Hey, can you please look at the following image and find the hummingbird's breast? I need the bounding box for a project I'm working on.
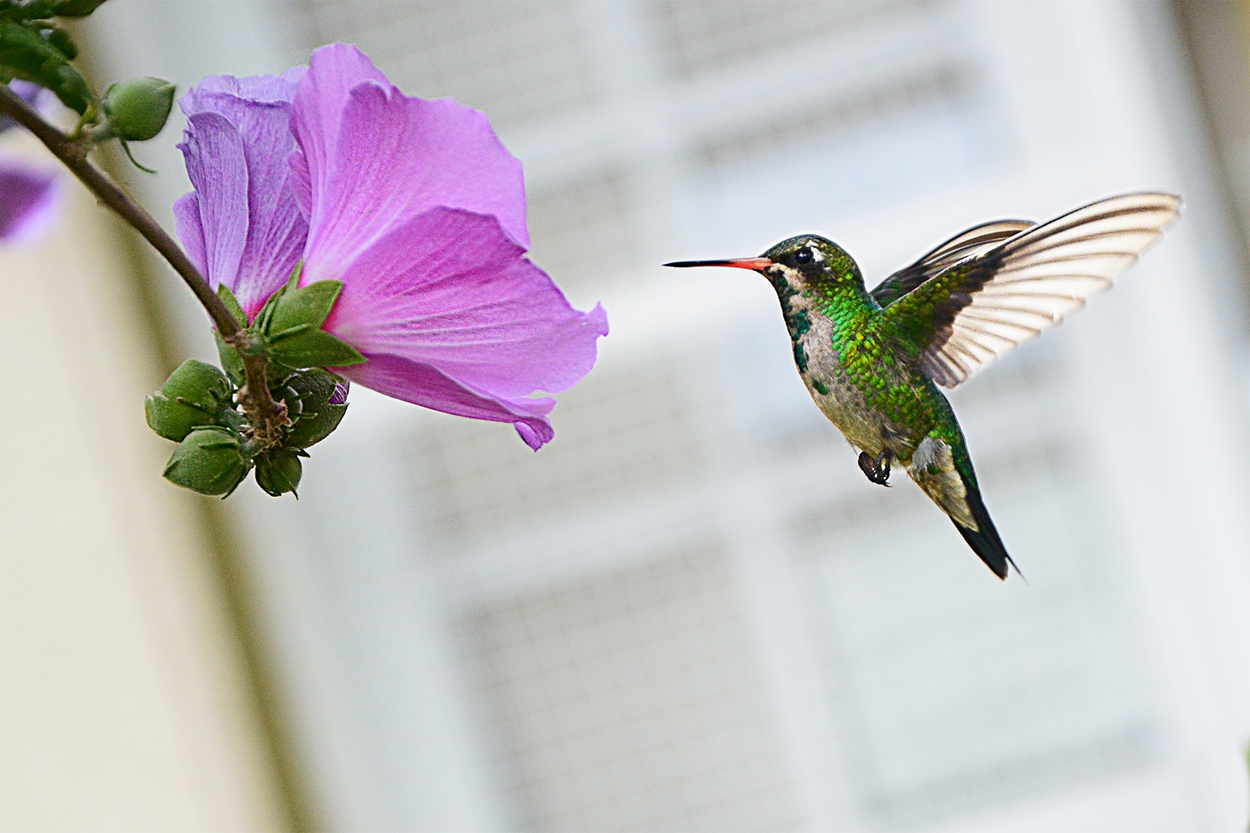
[786,295,930,463]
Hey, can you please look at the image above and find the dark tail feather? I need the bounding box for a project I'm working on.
[954,486,1022,580]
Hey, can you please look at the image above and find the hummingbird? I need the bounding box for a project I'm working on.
[666,193,1181,579]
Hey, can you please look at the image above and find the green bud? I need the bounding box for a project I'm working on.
[145,359,234,441]
[285,369,337,411]
[102,76,175,141]
[281,370,347,449]
[254,449,303,497]
[162,427,250,496]
[285,402,346,450]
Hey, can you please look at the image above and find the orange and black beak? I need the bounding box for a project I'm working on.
[663,257,774,271]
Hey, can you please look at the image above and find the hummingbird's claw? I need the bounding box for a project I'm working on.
[858,450,894,486]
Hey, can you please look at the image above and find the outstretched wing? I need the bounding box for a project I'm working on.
[882,192,1181,388]
[871,219,1036,307]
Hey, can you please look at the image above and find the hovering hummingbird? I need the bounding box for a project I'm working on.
[666,193,1181,579]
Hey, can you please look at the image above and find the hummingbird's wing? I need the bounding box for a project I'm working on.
[882,192,1181,388]
[870,219,1035,307]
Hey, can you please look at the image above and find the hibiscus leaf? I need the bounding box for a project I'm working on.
[50,0,109,18]
[0,19,93,113]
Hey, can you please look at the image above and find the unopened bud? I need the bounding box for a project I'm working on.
[282,370,348,449]
[162,427,250,496]
[145,359,234,441]
[255,449,303,497]
[102,76,176,141]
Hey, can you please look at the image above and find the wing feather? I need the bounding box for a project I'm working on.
[870,219,1036,307]
[883,192,1181,387]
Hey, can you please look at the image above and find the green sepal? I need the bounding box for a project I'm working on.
[250,261,303,335]
[267,326,365,371]
[0,19,93,113]
[267,280,341,335]
[254,449,302,497]
[214,331,245,388]
[213,284,249,386]
[249,272,365,370]
[162,426,250,497]
[145,359,234,442]
[217,283,248,327]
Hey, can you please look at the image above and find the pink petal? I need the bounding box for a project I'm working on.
[178,112,250,302]
[0,160,59,242]
[317,208,607,400]
[293,43,529,285]
[338,352,555,449]
[287,43,385,217]
[176,73,309,319]
[172,191,206,275]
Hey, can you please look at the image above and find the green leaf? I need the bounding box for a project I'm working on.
[268,327,366,370]
[50,0,109,17]
[0,1,54,22]
[0,19,93,113]
[42,22,74,59]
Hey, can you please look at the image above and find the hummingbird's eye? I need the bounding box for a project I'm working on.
[794,247,814,265]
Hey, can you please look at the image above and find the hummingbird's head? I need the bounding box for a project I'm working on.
[664,235,861,296]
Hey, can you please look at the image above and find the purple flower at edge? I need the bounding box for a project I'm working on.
[174,44,607,449]
[1,82,60,243]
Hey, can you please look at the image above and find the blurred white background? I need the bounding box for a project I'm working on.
[3,1,1248,831]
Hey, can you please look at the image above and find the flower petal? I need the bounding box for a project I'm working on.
[293,43,529,284]
[0,81,53,134]
[0,160,59,242]
[172,191,206,276]
[318,208,607,400]
[338,352,555,449]
[176,71,308,319]
[177,112,249,298]
[286,43,385,218]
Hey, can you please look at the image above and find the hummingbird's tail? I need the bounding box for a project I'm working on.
[952,485,1021,580]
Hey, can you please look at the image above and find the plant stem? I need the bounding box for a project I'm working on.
[0,84,286,434]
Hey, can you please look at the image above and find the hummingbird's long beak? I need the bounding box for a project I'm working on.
[663,257,774,271]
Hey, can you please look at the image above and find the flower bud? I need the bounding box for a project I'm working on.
[162,427,250,496]
[102,76,176,141]
[145,359,234,442]
[254,449,303,497]
[282,370,348,449]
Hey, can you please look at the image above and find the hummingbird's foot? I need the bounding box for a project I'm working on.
[858,450,894,486]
